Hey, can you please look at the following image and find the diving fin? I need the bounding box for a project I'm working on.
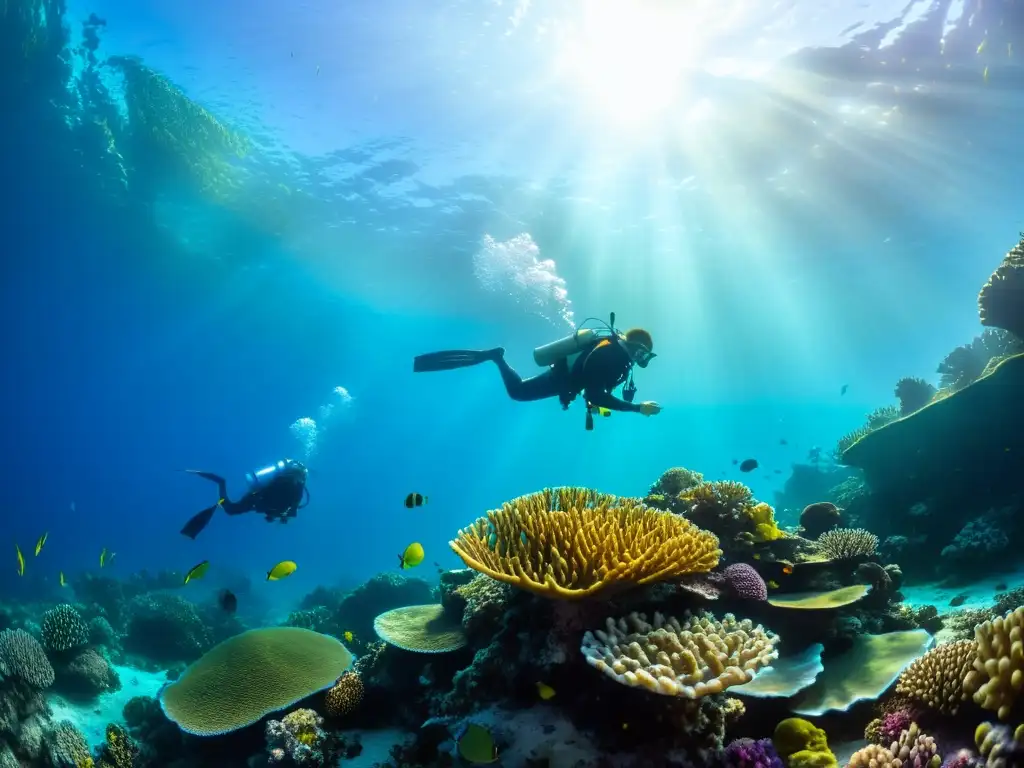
[413,349,500,373]
[180,505,218,540]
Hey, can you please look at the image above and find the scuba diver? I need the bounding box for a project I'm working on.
[179,458,309,539]
[413,313,661,429]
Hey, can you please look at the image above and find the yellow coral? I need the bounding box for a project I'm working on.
[896,639,975,714]
[774,718,838,768]
[581,611,778,698]
[963,607,1024,720]
[747,502,784,542]
[449,488,721,599]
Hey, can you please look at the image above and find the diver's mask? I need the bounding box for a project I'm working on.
[625,342,656,368]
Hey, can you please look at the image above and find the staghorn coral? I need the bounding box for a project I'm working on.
[895,377,936,416]
[0,629,54,688]
[964,607,1024,720]
[449,487,721,599]
[324,671,363,718]
[159,627,353,735]
[979,235,1024,340]
[816,528,879,560]
[895,639,975,714]
[40,604,89,654]
[800,502,842,539]
[580,611,778,698]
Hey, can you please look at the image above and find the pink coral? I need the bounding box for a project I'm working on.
[879,709,914,744]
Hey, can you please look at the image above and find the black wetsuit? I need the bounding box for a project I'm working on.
[180,461,308,539]
[414,339,641,411]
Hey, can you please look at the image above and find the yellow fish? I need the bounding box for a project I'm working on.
[768,580,780,589]
[536,681,556,700]
[267,560,298,581]
[398,542,425,570]
[15,544,24,577]
[978,38,987,54]
[184,560,210,585]
[984,65,990,83]
[34,532,48,557]
[59,571,67,587]
[343,631,354,643]
[100,548,108,568]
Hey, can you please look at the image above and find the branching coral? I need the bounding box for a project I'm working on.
[895,377,936,416]
[324,671,363,718]
[816,528,878,560]
[895,639,975,714]
[449,487,721,599]
[580,611,779,698]
[964,607,1024,720]
[40,604,89,654]
[979,234,1024,340]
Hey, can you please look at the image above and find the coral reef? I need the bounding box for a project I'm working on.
[722,737,784,768]
[974,721,1024,768]
[264,708,355,766]
[645,466,705,514]
[773,717,837,768]
[54,647,121,698]
[964,607,1024,719]
[450,487,721,599]
[895,377,936,416]
[816,528,879,560]
[324,671,363,719]
[373,604,467,653]
[581,611,779,697]
[43,720,91,767]
[979,233,1024,339]
[40,604,89,654]
[124,593,212,664]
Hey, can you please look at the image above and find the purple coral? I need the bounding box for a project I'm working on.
[722,738,784,768]
[721,564,768,601]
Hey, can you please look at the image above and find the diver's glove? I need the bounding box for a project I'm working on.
[638,401,662,416]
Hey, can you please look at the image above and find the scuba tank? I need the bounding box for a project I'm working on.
[533,328,598,367]
[246,459,305,490]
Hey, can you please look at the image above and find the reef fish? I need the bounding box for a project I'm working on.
[184,560,210,585]
[840,384,849,395]
[399,542,425,570]
[344,630,354,643]
[739,458,759,473]
[218,589,237,613]
[455,723,498,764]
[267,560,298,581]
[15,544,24,576]
[100,548,108,568]
[59,571,67,587]
[404,492,428,509]
[536,681,556,700]
[34,532,47,557]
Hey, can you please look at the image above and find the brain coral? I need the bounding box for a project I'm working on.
[0,629,55,688]
[40,604,89,654]
[159,627,353,735]
[720,564,768,601]
[964,607,1024,720]
[581,611,778,698]
[449,487,721,599]
[896,639,975,714]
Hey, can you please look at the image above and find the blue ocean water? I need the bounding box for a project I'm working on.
[1,0,1021,623]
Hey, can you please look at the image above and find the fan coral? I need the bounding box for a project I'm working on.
[895,377,936,416]
[816,528,879,560]
[979,234,1024,340]
[895,639,974,714]
[449,487,721,599]
[964,607,1024,720]
[324,671,363,718]
[720,564,768,601]
[723,737,784,768]
[159,627,353,735]
[580,611,779,698]
[372,604,467,653]
[0,628,55,688]
[799,502,842,539]
[40,604,89,654]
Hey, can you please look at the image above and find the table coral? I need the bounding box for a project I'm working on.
[450,487,721,599]
[581,611,779,698]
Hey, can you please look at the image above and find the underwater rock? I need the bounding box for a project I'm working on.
[842,353,1024,509]
[123,593,212,664]
[940,511,1012,577]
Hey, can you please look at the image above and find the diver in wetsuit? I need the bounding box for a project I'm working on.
[179,458,309,539]
[413,315,661,425]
